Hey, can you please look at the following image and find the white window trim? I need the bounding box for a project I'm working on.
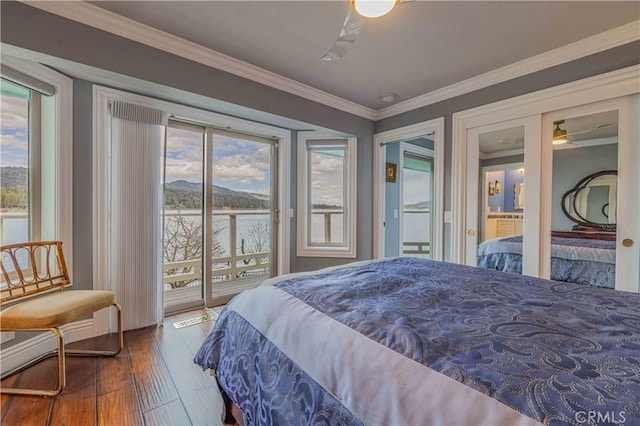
[1,56,73,274]
[297,131,357,258]
[93,85,291,335]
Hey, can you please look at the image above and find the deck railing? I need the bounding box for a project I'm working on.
[0,212,29,245]
[401,209,430,255]
[162,210,273,290]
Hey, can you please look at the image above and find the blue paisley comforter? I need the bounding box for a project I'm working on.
[478,236,616,288]
[194,257,640,426]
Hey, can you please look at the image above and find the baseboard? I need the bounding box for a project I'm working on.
[0,319,95,376]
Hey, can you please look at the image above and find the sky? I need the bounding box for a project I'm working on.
[165,127,347,205]
[0,94,29,168]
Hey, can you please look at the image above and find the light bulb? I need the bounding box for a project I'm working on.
[352,0,398,18]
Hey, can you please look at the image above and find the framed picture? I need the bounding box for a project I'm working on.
[488,182,495,196]
[386,162,397,182]
[495,180,501,194]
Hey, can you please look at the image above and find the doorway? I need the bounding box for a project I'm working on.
[373,118,445,260]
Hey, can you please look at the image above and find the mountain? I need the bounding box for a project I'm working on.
[165,180,269,209]
[0,167,28,187]
[404,201,431,210]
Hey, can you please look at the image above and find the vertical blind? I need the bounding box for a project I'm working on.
[110,101,168,330]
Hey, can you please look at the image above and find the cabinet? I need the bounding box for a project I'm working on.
[484,213,523,240]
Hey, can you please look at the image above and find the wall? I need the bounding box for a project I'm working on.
[503,169,525,212]
[486,171,505,213]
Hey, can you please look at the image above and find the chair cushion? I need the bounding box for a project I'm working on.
[0,290,117,329]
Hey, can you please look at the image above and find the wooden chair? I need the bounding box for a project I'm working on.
[0,241,123,396]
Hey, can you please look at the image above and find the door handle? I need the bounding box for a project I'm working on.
[622,238,634,248]
[467,230,476,236]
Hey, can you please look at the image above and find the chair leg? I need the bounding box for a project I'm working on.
[66,303,124,357]
[1,303,124,397]
[0,327,66,397]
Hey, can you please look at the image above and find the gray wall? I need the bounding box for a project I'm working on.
[376,41,640,259]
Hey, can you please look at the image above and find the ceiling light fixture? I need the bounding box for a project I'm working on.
[552,120,569,145]
[350,0,399,18]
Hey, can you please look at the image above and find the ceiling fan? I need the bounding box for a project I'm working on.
[552,120,613,145]
[321,0,412,61]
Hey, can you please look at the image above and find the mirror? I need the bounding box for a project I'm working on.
[561,170,617,231]
[514,182,525,210]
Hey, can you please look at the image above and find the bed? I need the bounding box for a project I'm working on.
[194,257,639,425]
[477,234,616,288]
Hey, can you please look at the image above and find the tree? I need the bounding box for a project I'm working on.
[162,214,226,289]
[239,221,270,274]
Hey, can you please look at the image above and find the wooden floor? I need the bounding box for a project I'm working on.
[0,310,224,426]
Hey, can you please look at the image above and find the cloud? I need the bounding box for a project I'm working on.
[0,133,28,167]
[0,95,28,129]
[164,156,203,181]
[164,132,273,187]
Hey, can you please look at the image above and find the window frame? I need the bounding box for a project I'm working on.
[0,57,73,274]
[297,131,357,258]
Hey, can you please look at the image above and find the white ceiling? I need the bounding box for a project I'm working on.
[88,1,640,111]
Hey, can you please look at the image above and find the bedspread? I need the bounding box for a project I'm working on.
[478,236,616,288]
[194,257,640,425]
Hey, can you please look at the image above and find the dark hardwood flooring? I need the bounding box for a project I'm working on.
[1,310,224,426]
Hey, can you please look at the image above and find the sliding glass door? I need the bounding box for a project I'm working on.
[205,128,277,307]
[162,121,278,313]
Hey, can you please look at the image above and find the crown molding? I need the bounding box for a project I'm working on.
[376,20,640,120]
[21,1,377,120]
[20,2,639,123]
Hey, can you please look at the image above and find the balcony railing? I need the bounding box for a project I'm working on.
[311,209,343,243]
[162,210,272,290]
[0,212,29,246]
[401,209,430,256]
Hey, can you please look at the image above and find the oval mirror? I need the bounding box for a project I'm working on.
[561,170,617,231]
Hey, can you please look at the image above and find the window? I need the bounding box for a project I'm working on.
[0,60,71,259]
[297,132,357,257]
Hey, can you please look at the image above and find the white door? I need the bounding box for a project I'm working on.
[541,95,640,293]
[465,115,542,276]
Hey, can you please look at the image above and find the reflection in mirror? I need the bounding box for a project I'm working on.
[550,110,618,289]
[569,172,617,226]
[476,125,525,276]
[514,182,524,210]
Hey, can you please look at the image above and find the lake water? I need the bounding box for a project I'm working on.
[1,210,342,259]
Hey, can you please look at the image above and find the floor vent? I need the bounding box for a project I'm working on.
[172,308,220,329]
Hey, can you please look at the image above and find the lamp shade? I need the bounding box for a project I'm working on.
[351,0,398,18]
